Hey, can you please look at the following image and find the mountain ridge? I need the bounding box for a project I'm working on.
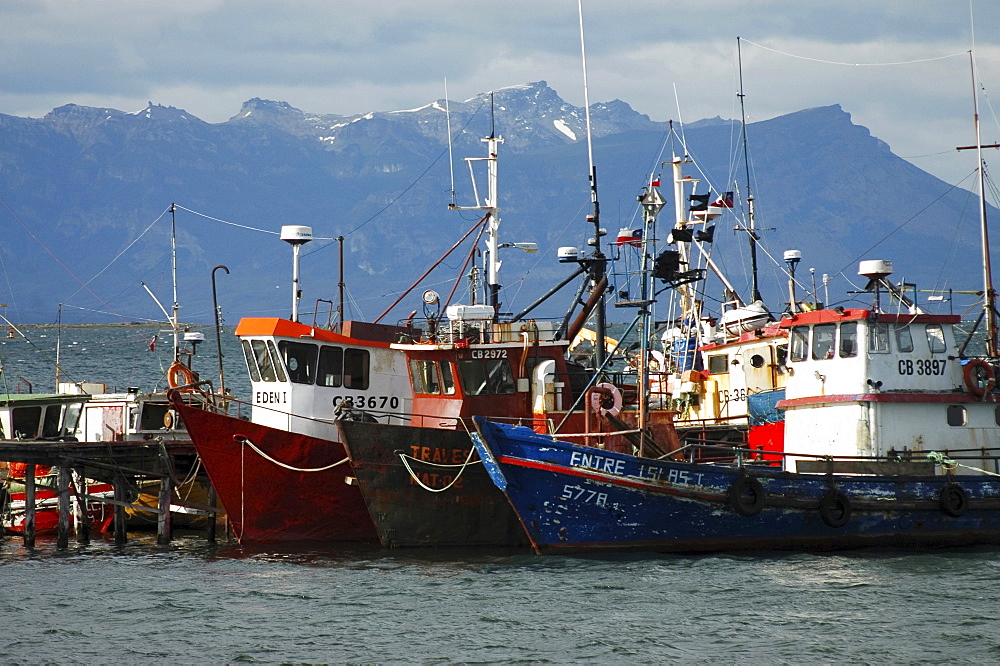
[0,82,990,327]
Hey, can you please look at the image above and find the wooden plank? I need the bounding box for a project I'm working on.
[56,467,70,550]
[795,460,937,475]
[206,483,217,543]
[23,464,35,548]
[113,479,127,546]
[157,476,172,545]
[72,468,90,545]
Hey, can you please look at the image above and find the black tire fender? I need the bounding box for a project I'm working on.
[728,474,766,517]
[940,483,970,517]
[819,490,852,528]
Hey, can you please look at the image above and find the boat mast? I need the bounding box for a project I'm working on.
[972,54,998,357]
[448,93,503,319]
[55,302,61,389]
[170,203,180,362]
[636,179,666,455]
[737,37,762,304]
[578,0,607,370]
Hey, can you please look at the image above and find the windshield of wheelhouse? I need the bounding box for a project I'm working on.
[242,338,372,391]
[457,358,515,396]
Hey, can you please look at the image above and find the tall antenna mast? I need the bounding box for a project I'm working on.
[737,37,762,304]
[445,78,456,208]
[448,92,504,316]
[170,203,180,362]
[970,51,997,356]
[578,0,607,370]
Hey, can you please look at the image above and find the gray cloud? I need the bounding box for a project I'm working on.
[1,0,997,184]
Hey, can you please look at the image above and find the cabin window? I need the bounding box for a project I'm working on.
[487,359,516,394]
[249,340,286,382]
[440,362,456,395]
[268,341,288,382]
[278,341,318,385]
[343,349,369,390]
[776,344,788,371]
[789,327,808,362]
[707,354,729,374]
[11,406,41,439]
[947,405,967,427]
[409,359,440,395]
[749,354,765,369]
[242,340,261,382]
[64,403,83,433]
[41,405,62,438]
[459,360,489,395]
[895,325,914,353]
[458,358,516,395]
[317,346,343,387]
[868,323,890,354]
[839,321,858,358]
[926,324,947,353]
[140,403,170,431]
[811,323,836,360]
[408,359,424,393]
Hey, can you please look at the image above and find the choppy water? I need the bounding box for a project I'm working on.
[2,327,1000,664]
[2,536,999,664]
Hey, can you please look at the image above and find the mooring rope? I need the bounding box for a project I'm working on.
[398,440,480,494]
[927,451,1000,478]
[236,435,350,473]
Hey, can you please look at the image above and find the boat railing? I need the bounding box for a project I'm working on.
[399,316,562,346]
[659,440,1000,476]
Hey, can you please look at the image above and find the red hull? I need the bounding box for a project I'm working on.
[174,402,377,544]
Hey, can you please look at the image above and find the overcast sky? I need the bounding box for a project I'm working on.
[3,1,999,186]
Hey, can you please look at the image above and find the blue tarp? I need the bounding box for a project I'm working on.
[748,389,785,426]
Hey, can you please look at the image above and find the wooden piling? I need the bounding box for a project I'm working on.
[113,477,127,546]
[23,463,35,548]
[157,475,172,545]
[71,468,90,544]
[56,467,70,550]
[206,482,217,543]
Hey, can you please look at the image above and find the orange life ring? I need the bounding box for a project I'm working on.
[590,382,623,417]
[167,361,196,389]
[963,359,995,397]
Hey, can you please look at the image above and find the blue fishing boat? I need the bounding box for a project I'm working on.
[472,414,1000,553]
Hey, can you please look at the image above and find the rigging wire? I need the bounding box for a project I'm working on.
[739,38,967,68]
[0,196,122,320]
[64,205,172,303]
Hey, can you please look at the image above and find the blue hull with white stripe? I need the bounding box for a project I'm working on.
[471,418,1000,554]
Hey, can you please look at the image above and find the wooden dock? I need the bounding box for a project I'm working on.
[0,439,219,549]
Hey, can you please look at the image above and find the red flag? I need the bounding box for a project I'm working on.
[148,334,157,352]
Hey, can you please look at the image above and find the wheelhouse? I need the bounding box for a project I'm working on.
[0,393,89,441]
[236,318,414,438]
[778,308,1000,462]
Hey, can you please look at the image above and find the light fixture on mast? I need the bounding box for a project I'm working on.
[281,225,313,322]
[784,249,802,314]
